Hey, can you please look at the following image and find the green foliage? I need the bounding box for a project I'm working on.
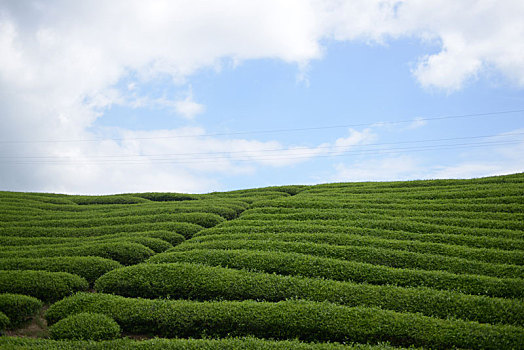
[0,257,122,284]
[133,192,198,201]
[0,336,400,349]
[0,293,42,325]
[124,237,172,253]
[148,249,523,298]
[0,242,154,266]
[0,221,202,239]
[49,312,120,341]
[170,239,524,279]
[45,293,524,349]
[139,231,185,246]
[94,262,522,326]
[0,270,88,302]
[190,230,524,265]
[68,195,150,205]
[0,311,9,331]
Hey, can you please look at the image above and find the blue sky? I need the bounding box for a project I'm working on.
[1,1,523,194]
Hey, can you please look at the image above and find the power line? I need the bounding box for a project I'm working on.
[0,131,523,160]
[1,108,523,144]
[2,139,521,166]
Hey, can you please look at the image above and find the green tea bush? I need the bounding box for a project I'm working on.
[0,257,122,284]
[1,212,224,230]
[171,240,524,279]
[45,293,524,349]
[0,336,401,350]
[148,249,523,298]
[0,293,42,325]
[68,195,150,205]
[190,231,524,266]
[124,237,173,253]
[0,270,88,302]
[139,231,185,246]
[133,192,198,201]
[0,311,9,331]
[195,222,524,251]
[0,242,155,266]
[94,263,523,325]
[0,222,202,239]
[49,312,120,340]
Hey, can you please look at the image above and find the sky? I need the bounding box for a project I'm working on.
[0,0,523,194]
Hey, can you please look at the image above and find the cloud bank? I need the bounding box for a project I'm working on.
[0,0,523,193]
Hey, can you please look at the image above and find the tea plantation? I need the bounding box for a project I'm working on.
[0,173,523,349]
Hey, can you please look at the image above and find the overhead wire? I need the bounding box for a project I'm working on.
[0,108,523,144]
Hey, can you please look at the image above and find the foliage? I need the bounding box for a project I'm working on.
[49,312,120,341]
[0,270,88,302]
[0,293,42,325]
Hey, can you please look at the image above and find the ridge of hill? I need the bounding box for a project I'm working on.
[0,173,523,349]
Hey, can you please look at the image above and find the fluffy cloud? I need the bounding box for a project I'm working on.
[0,1,523,192]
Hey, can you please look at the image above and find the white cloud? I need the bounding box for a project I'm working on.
[331,155,423,182]
[173,88,205,119]
[0,1,523,192]
[329,131,524,183]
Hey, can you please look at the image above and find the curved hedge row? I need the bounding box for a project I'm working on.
[148,249,523,298]
[171,240,524,279]
[0,270,88,302]
[0,212,225,230]
[0,221,202,239]
[122,237,172,253]
[190,231,524,266]
[0,336,400,350]
[195,222,524,251]
[0,230,185,248]
[250,197,524,213]
[94,263,523,325]
[139,231,185,246]
[45,293,524,349]
[241,207,524,230]
[68,195,150,205]
[0,242,155,266]
[236,213,523,240]
[0,257,122,284]
[49,312,121,341]
[0,293,42,325]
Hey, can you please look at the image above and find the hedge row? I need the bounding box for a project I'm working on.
[302,184,524,199]
[0,336,401,350]
[67,195,151,205]
[46,293,524,349]
[0,293,42,325]
[250,198,524,213]
[195,223,524,251]
[0,257,122,284]
[0,242,154,266]
[241,207,524,230]
[0,222,202,239]
[190,231,524,266]
[236,213,523,240]
[0,212,225,229]
[94,263,523,325]
[49,312,121,341]
[148,249,523,298]
[0,311,8,331]
[171,240,524,279]
[0,201,246,221]
[0,270,88,302]
[0,230,185,248]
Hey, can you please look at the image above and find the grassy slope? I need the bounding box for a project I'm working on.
[0,173,523,349]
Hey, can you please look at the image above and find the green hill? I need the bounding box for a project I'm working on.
[0,173,523,349]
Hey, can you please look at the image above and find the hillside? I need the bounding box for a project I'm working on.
[0,173,523,349]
